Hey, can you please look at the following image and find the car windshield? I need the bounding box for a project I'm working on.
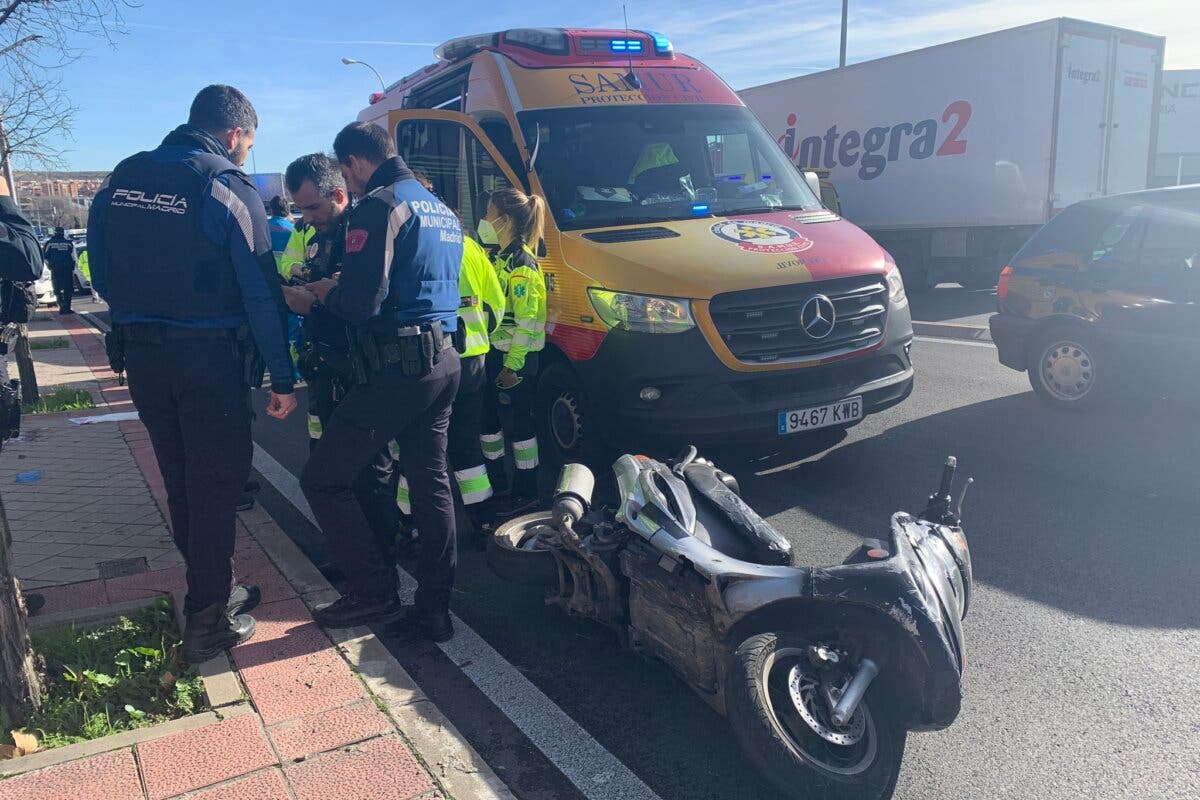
[518,105,823,231]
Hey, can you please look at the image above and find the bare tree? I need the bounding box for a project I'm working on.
[0,0,134,728]
[0,1,134,177]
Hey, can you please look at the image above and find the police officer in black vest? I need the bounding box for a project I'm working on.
[300,123,461,642]
[42,228,77,314]
[88,86,298,663]
[280,154,399,558]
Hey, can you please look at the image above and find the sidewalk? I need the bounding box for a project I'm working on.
[0,310,511,800]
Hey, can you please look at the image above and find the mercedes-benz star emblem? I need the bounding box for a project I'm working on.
[799,294,837,340]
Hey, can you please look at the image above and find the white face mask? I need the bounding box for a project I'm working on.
[477,218,499,245]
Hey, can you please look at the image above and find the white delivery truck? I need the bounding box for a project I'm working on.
[741,18,1165,289]
[1153,69,1200,187]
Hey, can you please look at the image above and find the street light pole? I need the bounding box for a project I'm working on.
[839,0,849,68]
[341,57,387,92]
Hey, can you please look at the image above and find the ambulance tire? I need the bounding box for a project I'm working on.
[537,361,603,468]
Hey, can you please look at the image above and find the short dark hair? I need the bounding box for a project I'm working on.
[285,153,346,196]
[268,196,289,216]
[333,122,396,166]
[188,85,258,134]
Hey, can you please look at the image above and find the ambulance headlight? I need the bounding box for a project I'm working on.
[588,289,695,334]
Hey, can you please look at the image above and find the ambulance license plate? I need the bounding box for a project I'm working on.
[778,396,862,435]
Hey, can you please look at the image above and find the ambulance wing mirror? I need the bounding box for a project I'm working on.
[801,170,822,199]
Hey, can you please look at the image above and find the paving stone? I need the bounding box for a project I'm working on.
[231,598,364,725]
[269,700,394,762]
[284,735,433,800]
[233,549,297,605]
[32,579,111,614]
[137,713,275,800]
[176,768,292,800]
[0,747,144,800]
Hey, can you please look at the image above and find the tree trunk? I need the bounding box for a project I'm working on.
[0,490,41,729]
[14,324,38,405]
[0,345,42,730]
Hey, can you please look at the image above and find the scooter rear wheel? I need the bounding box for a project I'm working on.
[726,632,905,800]
[486,512,560,588]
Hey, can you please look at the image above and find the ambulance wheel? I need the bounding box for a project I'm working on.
[538,362,599,467]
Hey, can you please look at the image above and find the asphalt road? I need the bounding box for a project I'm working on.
[243,336,1198,800]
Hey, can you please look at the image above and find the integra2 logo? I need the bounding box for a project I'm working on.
[111,188,189,215]
[778,100,972,181]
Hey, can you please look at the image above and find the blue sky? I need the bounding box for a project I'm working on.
[28,0,1196,172]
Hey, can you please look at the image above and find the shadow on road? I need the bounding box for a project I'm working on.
[728,390,1200,630]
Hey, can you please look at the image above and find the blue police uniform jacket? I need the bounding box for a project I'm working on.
[325,156,460,333]
[86,125,294,392]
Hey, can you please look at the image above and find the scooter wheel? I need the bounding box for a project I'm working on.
[725,632,906,800]
[486,512,560,588]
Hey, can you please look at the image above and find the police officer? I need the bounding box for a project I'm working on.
[42,227,77,314]
[280,154,399,556]
[301,122,460,642]
[88,85,298,663]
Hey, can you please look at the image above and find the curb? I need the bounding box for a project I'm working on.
[237,503,518,800]
[912,320,992,342]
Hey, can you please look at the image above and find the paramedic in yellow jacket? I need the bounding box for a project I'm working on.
[396,173,507,532]
[479,188,547,515]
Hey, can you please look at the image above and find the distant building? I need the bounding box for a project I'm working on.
[1153,69,1200,187]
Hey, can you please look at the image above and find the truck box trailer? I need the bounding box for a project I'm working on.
[741,17,1165,289]
[1153,69,1200,187]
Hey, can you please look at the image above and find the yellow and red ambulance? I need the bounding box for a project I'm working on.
[358,28,914,462]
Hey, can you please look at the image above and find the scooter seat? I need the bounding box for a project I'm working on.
[682,463,793,567]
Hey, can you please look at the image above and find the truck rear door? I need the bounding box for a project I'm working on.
[1103,37,1161,196]
[1052,31,1112,211]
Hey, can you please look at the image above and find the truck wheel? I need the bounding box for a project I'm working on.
[1027,325,1104,410]
[726,632,906,800]
[537,362,599,466]
[894,246,935,293]
[486,512,559,587]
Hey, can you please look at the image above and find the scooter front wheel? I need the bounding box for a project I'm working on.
[725,632,905,800]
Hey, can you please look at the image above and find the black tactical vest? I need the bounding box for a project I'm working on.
[102,149,248,320]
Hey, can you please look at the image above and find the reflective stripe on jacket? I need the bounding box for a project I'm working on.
[458,237,505,357]
[491,242,546,371]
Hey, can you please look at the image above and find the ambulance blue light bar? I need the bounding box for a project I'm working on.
[610,39,643,53]
[642,31,673,54]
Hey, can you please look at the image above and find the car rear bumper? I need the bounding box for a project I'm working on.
[989,313,1035,371]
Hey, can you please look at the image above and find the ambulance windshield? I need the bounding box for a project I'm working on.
[518,105,824,231]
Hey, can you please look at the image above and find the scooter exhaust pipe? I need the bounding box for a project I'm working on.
[830,658,879,727]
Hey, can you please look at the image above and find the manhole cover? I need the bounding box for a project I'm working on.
[97,557,148,579]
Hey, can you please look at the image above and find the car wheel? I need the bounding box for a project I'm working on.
[1027,325,1103,409]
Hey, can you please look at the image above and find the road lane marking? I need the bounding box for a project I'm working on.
[915,335,996,348]
[251,443,664,800]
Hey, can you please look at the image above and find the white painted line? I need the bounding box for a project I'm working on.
[915,335,996,349]
[251,443,664,800]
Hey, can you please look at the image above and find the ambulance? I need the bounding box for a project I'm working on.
[358,28,914,462]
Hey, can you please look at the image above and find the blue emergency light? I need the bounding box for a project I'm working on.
[610,39,643,53]
[691,203,710,215]
[643,31,673,54]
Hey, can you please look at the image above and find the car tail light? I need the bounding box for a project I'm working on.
[996,265,1013,300]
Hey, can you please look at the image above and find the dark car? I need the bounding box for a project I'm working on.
[990,185,1200,408]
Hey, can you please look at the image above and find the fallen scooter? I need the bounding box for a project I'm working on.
[487,447,973,800]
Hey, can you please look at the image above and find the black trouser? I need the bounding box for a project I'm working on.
[50,267,73,313]
[307,372,398,554]
[301,354,460,613]
[482,350,539,497]
[124,325,250,615]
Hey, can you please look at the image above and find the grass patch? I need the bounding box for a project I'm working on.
[20,602,207,748]
[29,337,69,351]
[21,386,95,415]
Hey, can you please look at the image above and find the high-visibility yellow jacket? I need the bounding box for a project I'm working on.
[459,237,505,357]
[279,224,317,279]
[491,242,546,371]
[77,249,91,282]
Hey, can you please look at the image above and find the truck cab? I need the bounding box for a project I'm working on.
[358,28,914,461]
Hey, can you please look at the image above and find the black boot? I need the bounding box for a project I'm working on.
[227,583,261,616]
[312,592,407,629]
[388,609,454,643]
[182,602,255,664]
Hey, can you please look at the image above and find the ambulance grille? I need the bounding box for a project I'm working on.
[582,227,681,244]
[709,276,888,364]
